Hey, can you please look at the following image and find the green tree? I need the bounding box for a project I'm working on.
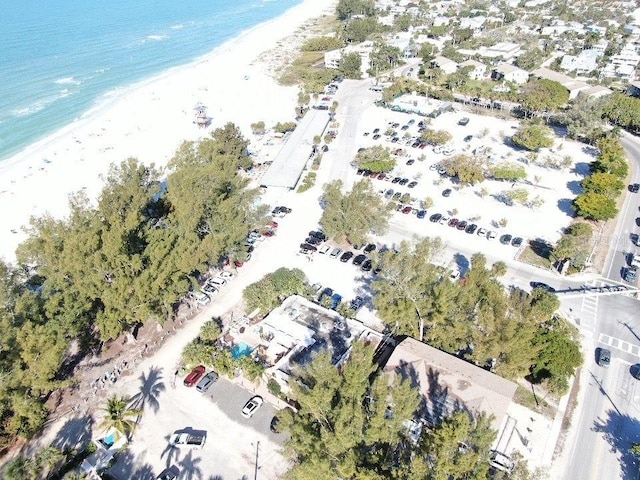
[369,43,403,74]
[99,395,142,441]
[242,268,307,313]
[630,443,640,458]
[515,47,544,70]
[342,17,381,43]
[394,13,413,32]
[504,188,529,205]
[519,79,569,117]
[491,162,527,181]
[339,52,362,79]
[250,121,266,134]
[420,129,452,145]
[558,95,606,142]
[320,179,390,246]
[353,145,396,172]
[199,320,222,342]
[336,0,376,20]
[553,221,593,269]
[441,154,486,185]
[511,124,554,151]
[573,192,618,220]
[419,42,436,64]
[273,121,297,134]
[531,318,582,395]
[300,36,345,52]
[591,136,628,178]
[602,92,640,131]
[581,172,624,198]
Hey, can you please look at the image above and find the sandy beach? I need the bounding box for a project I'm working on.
[0,0,335,263]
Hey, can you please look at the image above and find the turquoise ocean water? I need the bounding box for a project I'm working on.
[0,0,301,161]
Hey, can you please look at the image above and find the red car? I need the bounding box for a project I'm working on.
[401,206,412,214]
[184,365,206,387]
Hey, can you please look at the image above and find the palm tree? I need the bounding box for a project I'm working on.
[99,395,141,442]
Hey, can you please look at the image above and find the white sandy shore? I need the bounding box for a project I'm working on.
[0,0,336,263]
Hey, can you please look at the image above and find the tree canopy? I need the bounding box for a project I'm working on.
[353,145,396,172]
[441,154,486,185]
[243,268,308,314]
[602,93,640,132]
[511,124,555,151]
[573,191,618,221]
[339,52,363,79]
[519,79,569,116]
[320,179,391,246]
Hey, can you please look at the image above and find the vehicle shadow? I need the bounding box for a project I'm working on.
[592,409,640,480]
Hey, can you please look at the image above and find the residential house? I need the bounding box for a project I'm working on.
[601,44,640,80]
[431,56,459,74]
[459,59,487,80]
[381,337,518,431]
[323,41,373,75]
[560,49,602,75]
[478,42,522,62]
[579,85,613,99]
[459,16,486,33]
[530,67,589,99]
[586,24,607,36]
[491,63,529,84]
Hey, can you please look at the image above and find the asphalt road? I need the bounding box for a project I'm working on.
[560,132,640,480]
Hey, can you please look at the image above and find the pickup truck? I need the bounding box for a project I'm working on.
[169,431,206,448]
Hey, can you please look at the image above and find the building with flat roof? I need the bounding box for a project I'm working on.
[491,63,529,84]
[382,337,518,431]
[260,109,331,189]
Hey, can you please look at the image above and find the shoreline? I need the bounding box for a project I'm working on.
[0,0,336,263]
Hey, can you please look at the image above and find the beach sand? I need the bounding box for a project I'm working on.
[0,0,336,263]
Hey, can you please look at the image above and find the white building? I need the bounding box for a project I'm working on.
[560,49,602,75]
[459,16,486,32]
[601,44,640,80]
[459,59,487,80]
[491,63,529,84]
[478,42,522,62]
[431,56,459,74]
[323,41,374,76]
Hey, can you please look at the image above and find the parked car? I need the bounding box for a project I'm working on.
[442,188,452,197]
[305,236,322,246]
[597,348,611,367]
[477,228,487,237]
[448,218,459,228]
[340,251,354,263]
[202,283,218,297]
[464,135,473,142]
[401,206,412,214]
[500,234,513,245]
[364,243,377,253]
[429,213,442,223]
[196,371,219,393]
[456,220,468,231]
[219,271,235,280]
[157,467,179,480]
[530,281,556,292]
[629,183,640,193]
[241,395,264,418]
[208,277,226,287]
[399,178,409,186]
[465,223,478,234]
[458,117,470,126]
[487,230,497,240]
[417,209,426,219]
[511,237,523,248]
[361,259,373,272]
[318,245,331,255]
[330,248,343,258]
[191,290,211,306]
[270,415,281,434]
[299,243,317,252]
[624,265,637,282]
[184,365,206,387]
[331,293,342,310]
[350,296,364,310]
[353,254,367,266]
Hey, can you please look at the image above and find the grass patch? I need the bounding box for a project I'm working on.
[513,385,555,420]
[519,240,554,270]
[297,172,317,193]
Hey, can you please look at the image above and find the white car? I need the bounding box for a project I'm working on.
[449,269,461,281]
[487,230,497,240]
[219,271,235,280]
[318,245,331,255]
[241,395,263,418]
[208,277,226,287]
[477,228,487,237]
[191,290,210,306]
[202,283,218,297]
[439,215,450,225]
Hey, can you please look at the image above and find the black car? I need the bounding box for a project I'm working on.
[305,236,321,246]
[399,178,409,185]
[596,348,611,367]
[406,159,415,165]
[630,183,640,193]
[373,128,380,134]
[624,265,637,282]
[530,281,556,293]
[442,188,452,197]
[353,254,367,266]
[511,237,523,247]
[408,181,418,188]
[356,169,365,175]
[299,243,317,252]
[464,135,473,142]
[392,177,401,184]
[361,259,373,271]
[429,213,442,223]
[350,296,364,310]
[157,467,179,480]
[364,243,377,253]
[340,251,354,262]
[465,223,478,234]
[456,220,468,231]
[309,230,327,241]
[270,415,281,433]
[500,234,512,245]
[373,134,381,140]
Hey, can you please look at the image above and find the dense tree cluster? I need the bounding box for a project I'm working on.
[243,268,308,314]
[339,52,363,79]
[371,242,581,391]
[518,79,569,117]
[553,222,593,270]
[283,342,533,479]
[320,179,391,246]
[0,123,263,447]
[440,154,486,185]
[336,0,376,20]
[511,123,554,151]
[300,36,344,52]
[353,145,396,172]
[602,93,640,132]
[420,128,452,145]
[490,162,527,182]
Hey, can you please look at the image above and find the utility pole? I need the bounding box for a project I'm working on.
[254,440,260,480]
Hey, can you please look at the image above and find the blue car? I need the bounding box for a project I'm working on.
[331,293,342,310]
[417,209,426,219]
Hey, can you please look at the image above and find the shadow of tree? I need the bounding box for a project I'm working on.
[566,180,582,195]
[179,449,203,480]
[130,366,166,414]
[161,438,182,469]
[105,448,155,480]
[592,409,640,480]
[556,198,576,217]
[51,414,94,452]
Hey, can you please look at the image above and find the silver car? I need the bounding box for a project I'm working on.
[195,371,219,393]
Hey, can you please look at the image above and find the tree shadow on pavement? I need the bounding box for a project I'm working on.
[130,365,166,413]
[160,440,182,469]
[592,409,640,480]
[105,448,155,480]
[556,198,576,217]
[51,414,94,452]
[179,449,203,480]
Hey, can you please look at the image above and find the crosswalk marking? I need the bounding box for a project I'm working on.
[598,334,640,358]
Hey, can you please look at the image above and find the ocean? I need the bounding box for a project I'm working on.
[0,0,302,161]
